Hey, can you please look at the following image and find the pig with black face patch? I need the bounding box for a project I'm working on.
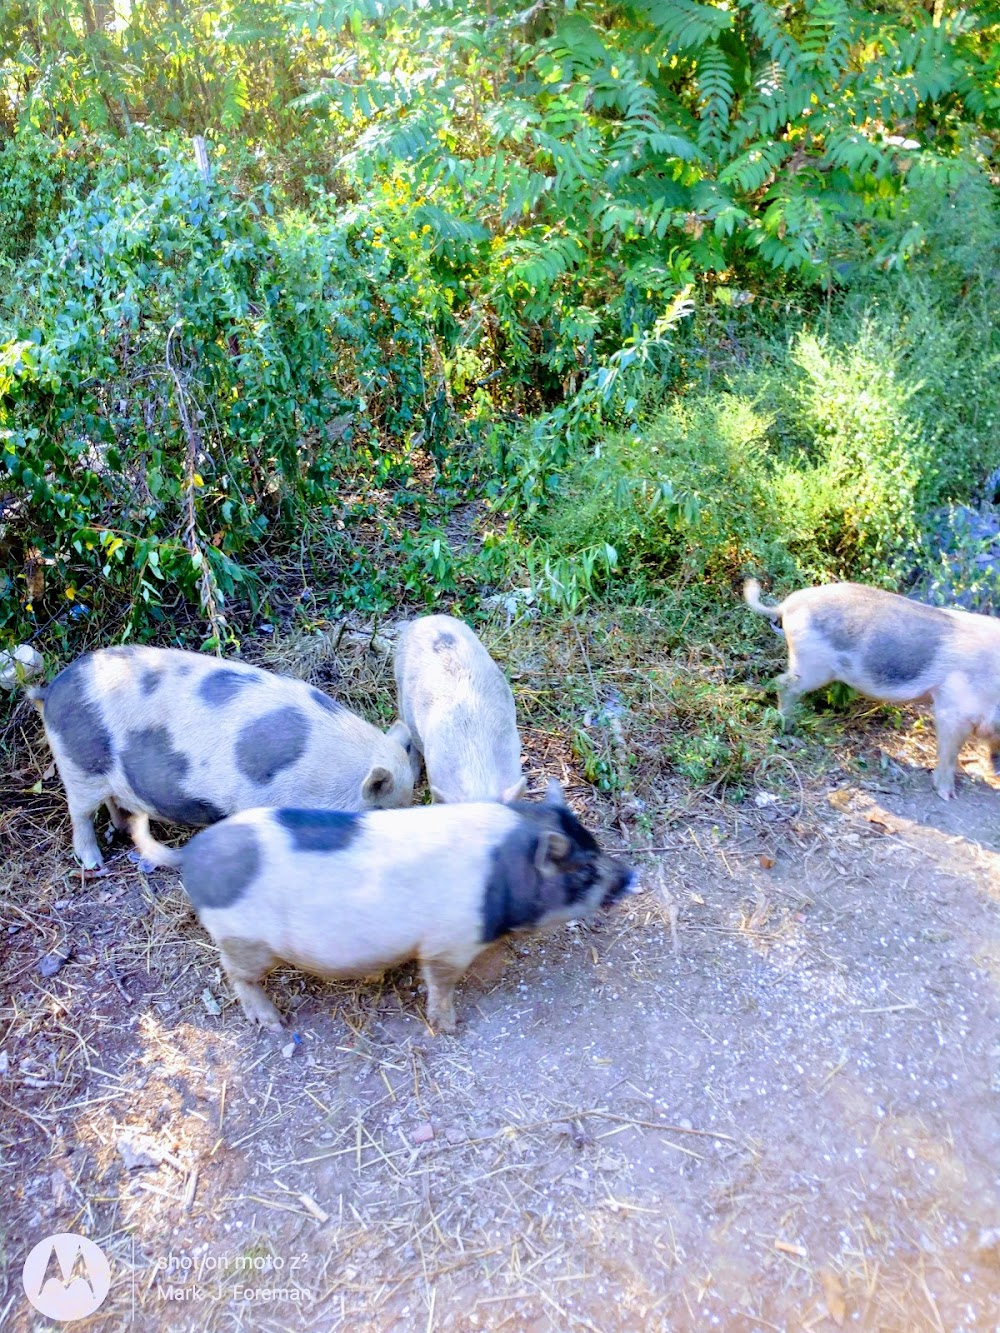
[745,578,1000,799]
[29,646,416,867]
[129,780,637,1033]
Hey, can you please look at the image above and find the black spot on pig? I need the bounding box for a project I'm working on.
[45,656,114,776]
[433,631,457,652]
[121,727,224,825]
[512,798,599,855]
[181,822,262,909]
[235,707,309,785]
[863,605,950,688]
[141,670,160,697]
[481,824,548,943]
[199,669,258,707]
[811,606,861,654]
[309,687,344,715]
[276,809,361,852]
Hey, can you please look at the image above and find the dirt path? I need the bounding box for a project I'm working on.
[3,745,1000,1331]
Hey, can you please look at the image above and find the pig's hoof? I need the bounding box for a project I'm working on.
[428,1009,457,1036]
[933,778,956,801]
[242,996,284,1031]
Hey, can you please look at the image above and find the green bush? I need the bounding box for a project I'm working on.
[0,134,437,645]
[533,161,1000,603]
[536,391,797,590]
[767,328,925,581]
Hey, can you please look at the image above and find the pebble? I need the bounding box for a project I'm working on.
[38,943,72,978]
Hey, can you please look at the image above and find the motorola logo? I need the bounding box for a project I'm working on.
[22,1232,112,1321]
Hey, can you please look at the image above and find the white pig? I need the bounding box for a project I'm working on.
[394,614,525,803]
[745,577,1000,799]
[129,781,636,1033]
[29,645,416,867]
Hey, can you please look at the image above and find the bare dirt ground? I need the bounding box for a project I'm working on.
[3,643,1000,1332]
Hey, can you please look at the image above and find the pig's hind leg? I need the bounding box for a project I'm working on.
[775,636,836,722]
[64,782,108,870]
[930,687,975,800]
[105,795,131,833]
[218,937,284,1032]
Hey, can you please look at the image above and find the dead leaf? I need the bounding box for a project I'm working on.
[80,865,112,881]
[827,788,854,811]
[24,548,46,603]
[864,809,901,835]
[818,1268,846,1325]
[759,853,775,870]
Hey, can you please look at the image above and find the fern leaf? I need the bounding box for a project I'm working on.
[696,45,735,150]
[635,0,735,50]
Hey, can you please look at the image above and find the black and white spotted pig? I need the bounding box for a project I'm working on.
[394,613,526,803]
[129,780,636,1033]
[745,578,1000,799]
[29,646,416,867]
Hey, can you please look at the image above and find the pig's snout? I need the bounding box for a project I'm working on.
[601,862,638,907]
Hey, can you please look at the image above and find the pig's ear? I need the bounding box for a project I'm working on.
[535,828,571,872]
[543,778,565,808]
[501,777,527,803]
[361,765,394,803]
[386,719,412,748]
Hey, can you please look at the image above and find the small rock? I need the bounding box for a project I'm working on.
[0,643,43,691]
[201,988,222,1016]
[411,1122,435,1144]
[443,1125,467,1145]
[38,943,72,978]
[281,1041,297,1059]
[0,1051,8,1075]
[118,1135,164,1171]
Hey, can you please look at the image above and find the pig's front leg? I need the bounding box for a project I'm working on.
[421,957,463,1034]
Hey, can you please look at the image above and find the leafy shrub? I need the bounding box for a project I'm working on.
[535,391,800,591]
[768,330,925,581]
[0,134,435,645]
[532,234,1000,599]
